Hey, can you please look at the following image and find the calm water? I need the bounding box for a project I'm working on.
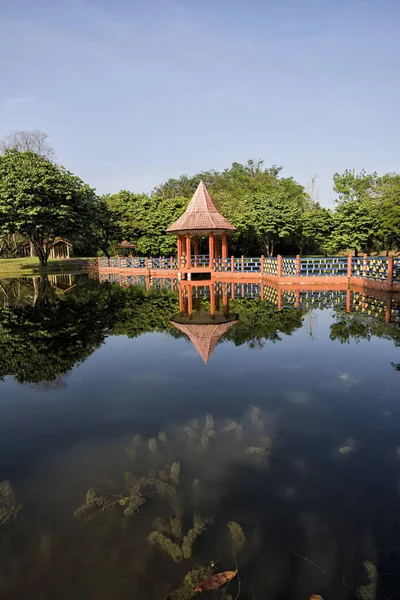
[1,274,400,600]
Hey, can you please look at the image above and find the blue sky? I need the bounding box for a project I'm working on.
[1,0,399,205]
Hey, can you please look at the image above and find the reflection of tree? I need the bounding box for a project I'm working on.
[0,276,126,384]
[330,309,400,346]
[223,299,305,348]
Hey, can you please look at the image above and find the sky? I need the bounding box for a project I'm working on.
[1,0,399,205]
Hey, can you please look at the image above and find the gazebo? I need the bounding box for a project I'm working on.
[166,180,236,270]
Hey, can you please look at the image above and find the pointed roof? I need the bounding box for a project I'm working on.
[170,318,237,363]
[166,181,236,235]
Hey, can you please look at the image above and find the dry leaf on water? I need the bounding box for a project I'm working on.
[194,570,237,592]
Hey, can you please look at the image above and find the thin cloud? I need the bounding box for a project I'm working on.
[1,96,35,112]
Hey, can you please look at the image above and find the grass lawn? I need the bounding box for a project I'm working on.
[0,257,89,277]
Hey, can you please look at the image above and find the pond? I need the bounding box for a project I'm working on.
[0,274,400,600]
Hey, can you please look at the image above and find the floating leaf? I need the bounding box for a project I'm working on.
[194,570,237,592]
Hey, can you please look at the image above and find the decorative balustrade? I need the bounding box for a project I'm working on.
[93,253,400,288]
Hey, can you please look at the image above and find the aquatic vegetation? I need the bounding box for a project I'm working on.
[245,446,267,456]
[148,531,183,563]
[0,480,23,525]
[166,565,214,600]
[338,445,356,455]
[204,414,215,434]
[182,517,212,559]
[154,517,172,536]
[148,437,158,454]
[357,560,377,600]
[227,521,245,552]
[170,461,181,485]
[123,485,145,517]
[170,515,183,541]
[74,487,114,518]
[250,405,264,430]
[158,430,168,443]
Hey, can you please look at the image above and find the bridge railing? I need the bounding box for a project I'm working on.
[299,257,348,277]
[94,254,400,285]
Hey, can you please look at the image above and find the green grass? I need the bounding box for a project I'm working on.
[0,257,89,277]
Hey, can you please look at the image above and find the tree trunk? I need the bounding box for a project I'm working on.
[31,238,48,268]
[354,248,358,257]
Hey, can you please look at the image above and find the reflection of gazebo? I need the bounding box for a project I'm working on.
[170,281,238,363]
[166,181,236,269]
[115,240,136,257]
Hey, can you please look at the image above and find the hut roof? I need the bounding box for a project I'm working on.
[115,240,136,248]
[166,180,236,235]
[170,318,237,363]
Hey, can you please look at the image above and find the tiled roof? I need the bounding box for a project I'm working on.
[171,320,237,363]
[166,181,236,234]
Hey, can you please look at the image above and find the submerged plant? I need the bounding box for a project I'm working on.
[0,480,23,525]
[148,437,158,454]
[148,531,183,563]
[74,487,115,518]
[182,517,212,559]
[357,560,378,600]
[158,430,168,443]
[204,414,215,435]
[170,461,181,485]
[170,515,183,541]
[227,521,245,552]
[166,565,214,600]
[153,517,172,536]
[123,485,145,517]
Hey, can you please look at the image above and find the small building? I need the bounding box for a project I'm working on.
[49,239,72,259]
[115,240,136,257]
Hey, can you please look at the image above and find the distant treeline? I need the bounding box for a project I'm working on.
[98,160,400,258]
[1,133,399,262]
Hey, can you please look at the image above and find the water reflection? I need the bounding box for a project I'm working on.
[0,275,400,598]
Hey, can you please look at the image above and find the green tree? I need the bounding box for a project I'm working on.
[0,151,97,267]
[377,173,400,252]
[331,170,381,256]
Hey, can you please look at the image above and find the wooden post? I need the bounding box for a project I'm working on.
[208,233,214,268]
[231,255,234,273]
[363,253,368,278]
[295,291,300,308]
[241,255,244,272]
[222,233,228,269]
[277,255,283,278]
[67,245,70,259]
[194,236,199,267]
[387,256,394,286]
[118,256,121,269]
[186,234,191,269]
[277,288,282,311]
[261,255,265,274]
[296,254,301,275]
[170,256,173,270]
[261,284,265,301]
[347,254,352,279]
[231,282,235,299]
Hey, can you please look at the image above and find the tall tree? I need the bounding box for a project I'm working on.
[0,130,55,161]
[332,170,381,256]
[0,150,96,267]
